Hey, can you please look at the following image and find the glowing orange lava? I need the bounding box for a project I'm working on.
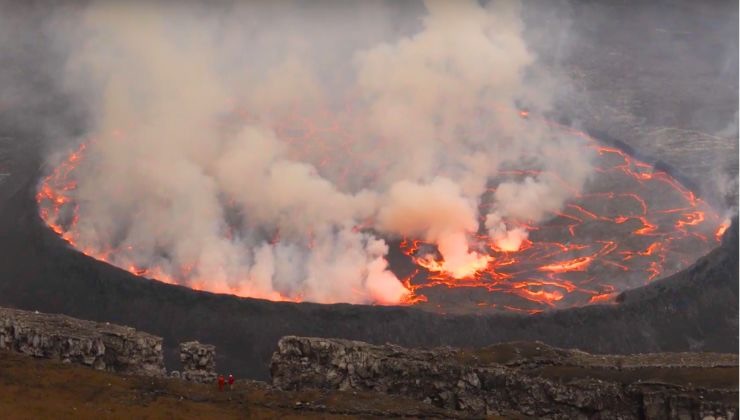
[395,114,725,313]
[36,108,726,314]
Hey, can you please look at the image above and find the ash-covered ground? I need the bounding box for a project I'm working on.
[0,0,736,380]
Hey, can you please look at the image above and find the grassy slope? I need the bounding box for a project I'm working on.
[0,350,467,420]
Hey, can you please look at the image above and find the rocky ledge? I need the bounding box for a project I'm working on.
[0,307,165,377]
[271,336,739,419]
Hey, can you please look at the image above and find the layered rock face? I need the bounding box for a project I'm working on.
[271,336,739,419]
[179,340,217,383]
[0,307,165,377]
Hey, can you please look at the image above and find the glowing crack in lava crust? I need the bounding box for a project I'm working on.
[37,114,728,315]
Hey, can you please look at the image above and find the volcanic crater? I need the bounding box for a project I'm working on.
[36,113,728,315]
[0,0,736,382]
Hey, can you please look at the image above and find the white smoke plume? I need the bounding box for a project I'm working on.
[48,0,592,304]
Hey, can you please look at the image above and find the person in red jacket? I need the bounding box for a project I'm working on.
[228,374,235,390]
[217,374,225,391]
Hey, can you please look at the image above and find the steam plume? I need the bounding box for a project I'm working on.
[47,0,592,304]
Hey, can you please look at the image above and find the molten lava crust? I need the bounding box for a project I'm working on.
[37,124,727,315]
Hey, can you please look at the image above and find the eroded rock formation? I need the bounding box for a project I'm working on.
[0,307,165,376]
[271,336,739,419]
[179,340,217,383]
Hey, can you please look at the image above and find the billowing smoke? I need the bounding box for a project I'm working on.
[45,0,593,304]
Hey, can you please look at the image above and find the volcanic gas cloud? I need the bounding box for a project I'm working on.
[37,1,727,312]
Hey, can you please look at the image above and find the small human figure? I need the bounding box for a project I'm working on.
[228,374,235,390]
[218,374,225,391]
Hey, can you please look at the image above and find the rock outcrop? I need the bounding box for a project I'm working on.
[0,307,165,377]
[271,336,739,419]
[179,340,217,383]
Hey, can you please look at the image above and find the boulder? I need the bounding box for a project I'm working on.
[179,340,217,383]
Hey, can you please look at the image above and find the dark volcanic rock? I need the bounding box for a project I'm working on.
[271,336,739,419]
[0,306,165,376]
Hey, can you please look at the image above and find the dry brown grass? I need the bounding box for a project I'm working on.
[0,350,464,419]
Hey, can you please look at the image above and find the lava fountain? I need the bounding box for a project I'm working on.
[36,110,727,315]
